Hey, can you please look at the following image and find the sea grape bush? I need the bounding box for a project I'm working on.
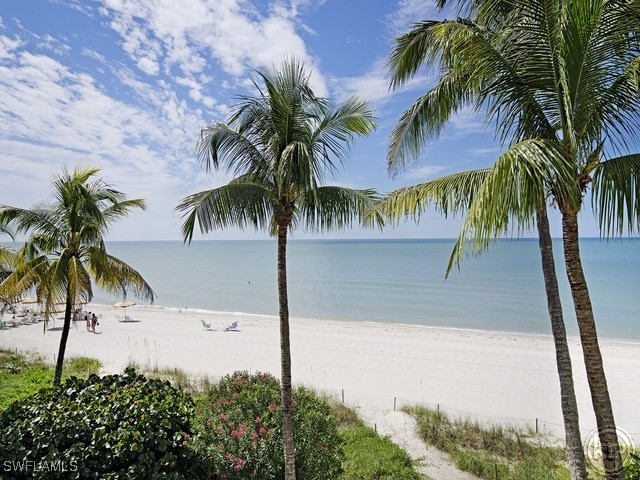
[192,371,343,479]
[0,368,204,479]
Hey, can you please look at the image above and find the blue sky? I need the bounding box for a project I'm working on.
[0,0,600,240]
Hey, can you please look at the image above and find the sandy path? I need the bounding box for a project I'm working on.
[357,406,479,480]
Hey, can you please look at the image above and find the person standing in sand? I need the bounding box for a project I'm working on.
[91,313,98,333]
[85,313,91,332]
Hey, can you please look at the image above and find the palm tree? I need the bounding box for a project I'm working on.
[0,166,154,386]
[177,59,377,479]
[380,153,588,479]
[385,1,640,478]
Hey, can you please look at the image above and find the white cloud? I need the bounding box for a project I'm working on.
[387,0,439,36]
[0,48,240,239]
[467,146,501,158]
[136,56,159,75]
[81,48,107,62]
[403,165,444,180]
[330,58,431,106]
[0,34,22,59]
[95,0,327,94]
[445,108,485,137]
[36,34,71,56]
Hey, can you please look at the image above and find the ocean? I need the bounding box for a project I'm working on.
[80,238,639,341]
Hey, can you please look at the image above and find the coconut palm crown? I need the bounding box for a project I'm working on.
[0,166,154,385]
[177,58,377,480]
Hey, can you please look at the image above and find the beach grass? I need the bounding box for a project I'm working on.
[0,349,102,411]
[330,401,423,480]
[403,404,570,480]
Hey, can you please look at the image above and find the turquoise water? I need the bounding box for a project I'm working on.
[81,238,639,340]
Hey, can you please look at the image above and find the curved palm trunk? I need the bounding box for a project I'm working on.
[277,219,296,480]
[53,291,73,386]
[561,212,624,479]
[536,208,587,480]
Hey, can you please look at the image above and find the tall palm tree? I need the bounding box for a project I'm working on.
[380,152,588,479]
[0,166,155,386]
[177,59,377,480]
[385,1,640,478]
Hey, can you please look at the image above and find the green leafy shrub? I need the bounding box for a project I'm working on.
[626,450,640,480]
[0,368,204,479]
[192,371,343,479]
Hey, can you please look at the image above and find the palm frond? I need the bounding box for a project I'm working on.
[299,186,382,232]
[379,169,491,223]
[196,123,267,175]
[176,182,275,242]
[101,198,147,225]
[591,154,640,236]
[85,247,155,303]
[448,138,575,274]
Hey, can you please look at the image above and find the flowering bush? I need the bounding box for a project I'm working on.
[192,371,343,479]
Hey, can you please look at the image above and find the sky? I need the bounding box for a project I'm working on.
[0,0,603,241]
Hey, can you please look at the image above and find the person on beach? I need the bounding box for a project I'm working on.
[91,313,98,333]
[85,313,91,332]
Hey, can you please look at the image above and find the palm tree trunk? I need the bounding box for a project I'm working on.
[536,208,587,480]
[53,290,73,386]
[277,219,296,480]
[561,212,624,479]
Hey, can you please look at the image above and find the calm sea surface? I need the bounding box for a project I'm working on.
[79,238,639,341]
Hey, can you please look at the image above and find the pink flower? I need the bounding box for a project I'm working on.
[254,416,261,423]
[251,433,259,440]
[268,403,277,410]
[232,392,239,397]
[217,426,223,433]
[259,427,266,435]
[218,444,225,451]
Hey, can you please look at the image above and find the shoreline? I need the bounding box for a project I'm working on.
[91,303,640,346]
[2,303,639,444]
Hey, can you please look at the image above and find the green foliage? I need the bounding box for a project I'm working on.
[340,426,421,480]
[625,450,640,480]
[192,371,343,479]
[0,368,203,479]
[404,405,569,480]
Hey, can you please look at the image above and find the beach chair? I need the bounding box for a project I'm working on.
[123,315,133,322]
[201,319,213,331]
[224,321,238,332]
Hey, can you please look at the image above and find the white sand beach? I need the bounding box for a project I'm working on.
[1,305,639,446]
